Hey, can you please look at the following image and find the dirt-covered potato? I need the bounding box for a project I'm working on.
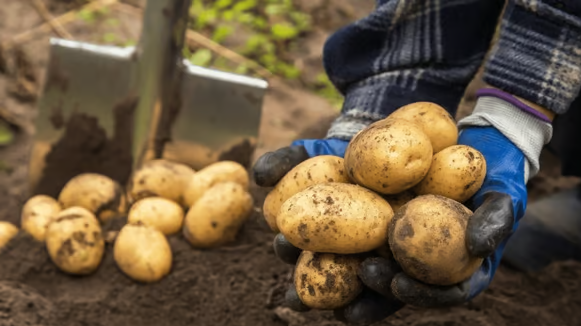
[46,207,105,275]
[114,222,172,283]
[389,195,483,285]
[21,195,62,241]
[383,190,416,212]
[127,197,184,235]
[278,183,394,254]
[294,251,362,310]
[127,159,195,207]
[344,119,433,195]
[388,102,458,153]
[183,182,253,249]
[58,173,126,223]
[183,161,249,208]
[0,221,19,249]
[414,145,487,203]
[263,155,351,233]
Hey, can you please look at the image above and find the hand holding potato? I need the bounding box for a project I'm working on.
[353,127,525,314]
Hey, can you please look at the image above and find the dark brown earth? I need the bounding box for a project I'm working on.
[1,1,581,326]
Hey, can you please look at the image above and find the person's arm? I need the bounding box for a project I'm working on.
[254,0,506,186]
[322,0,506,140]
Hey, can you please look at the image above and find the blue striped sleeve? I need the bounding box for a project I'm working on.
[483,0,581,114]
[322,0,505,140]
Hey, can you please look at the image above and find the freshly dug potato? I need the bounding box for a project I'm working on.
[383,190,416,212]
[0,222,19,249]
[414,145,486,203]
[263,155,351,233]
[294,251,362,310]
[21,195,62,241]
[46,207,105,275]
[128,159,195,207]
[183,182,253,249]
[344,118,433,195]
[114,222,172,283]
[127,197,184,235]
[389,195,483,286]
[278,183,393,254]
[183,161,249,208]
[388,102,458,153]
[58,173,126,223]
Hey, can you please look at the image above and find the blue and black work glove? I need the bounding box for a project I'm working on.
[253,91,553,324]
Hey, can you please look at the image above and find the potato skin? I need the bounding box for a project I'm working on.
[128,159,195,207]
[21,195,62,241]
[344,119,433,195]
[388,102,458,153]
[263,155,351,233]
[127,197,184,235]
[46,207,105,275]
[183,161,249,208]
[58,173,126,223]
[414,145,487,203]
[0,222,19,249]
[183,182,253,249]
[114,223,172,283]
[294,251,362,310]
[278,183,394,254]
[389,195,483,286]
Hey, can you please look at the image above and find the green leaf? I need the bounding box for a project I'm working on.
[232,0,257,13]
[78,9,95,23]
[0,122,14,146]
[212,25,234,43]
[271,23,298,40]
[215,0,232,9]
[190,49,213,67]
[102,33,117,44]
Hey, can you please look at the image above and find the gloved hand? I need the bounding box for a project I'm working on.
[265,126,529,323]
[253,138,350,187]
[358,126,528,308]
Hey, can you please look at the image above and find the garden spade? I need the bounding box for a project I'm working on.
[28,0,268,197]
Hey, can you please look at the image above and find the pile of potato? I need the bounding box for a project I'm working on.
[263,102,488,309]
[1,159,253,283]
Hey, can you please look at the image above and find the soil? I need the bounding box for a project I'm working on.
[1,1,581,326]
[34,96,138,198]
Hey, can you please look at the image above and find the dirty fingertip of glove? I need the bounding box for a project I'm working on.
[273,233,302,265]
[253,146,309,187]
[340,288,405,325]
[285,284,311,312]
[466,191,514,258]
[358,257,402,298]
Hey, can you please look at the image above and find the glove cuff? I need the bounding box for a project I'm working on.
[458,95,553,181]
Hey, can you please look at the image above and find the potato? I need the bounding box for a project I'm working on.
[46,207,105,275]
[183,161,249,208]
[414,145,486,203]
[344,118,433,195]
[278,183,393,254]
[388,102,458,153]
[183,182,253,249]
[21,195,62,241]
[127,197,184,235]
[294,251,362,310]
[0,222,19,249]
[114,222,172,283]
[383,190,416,212]
[263,155,351,233]
[128,159,195,207]
[389,195,483,286]
[58,173,126,223]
